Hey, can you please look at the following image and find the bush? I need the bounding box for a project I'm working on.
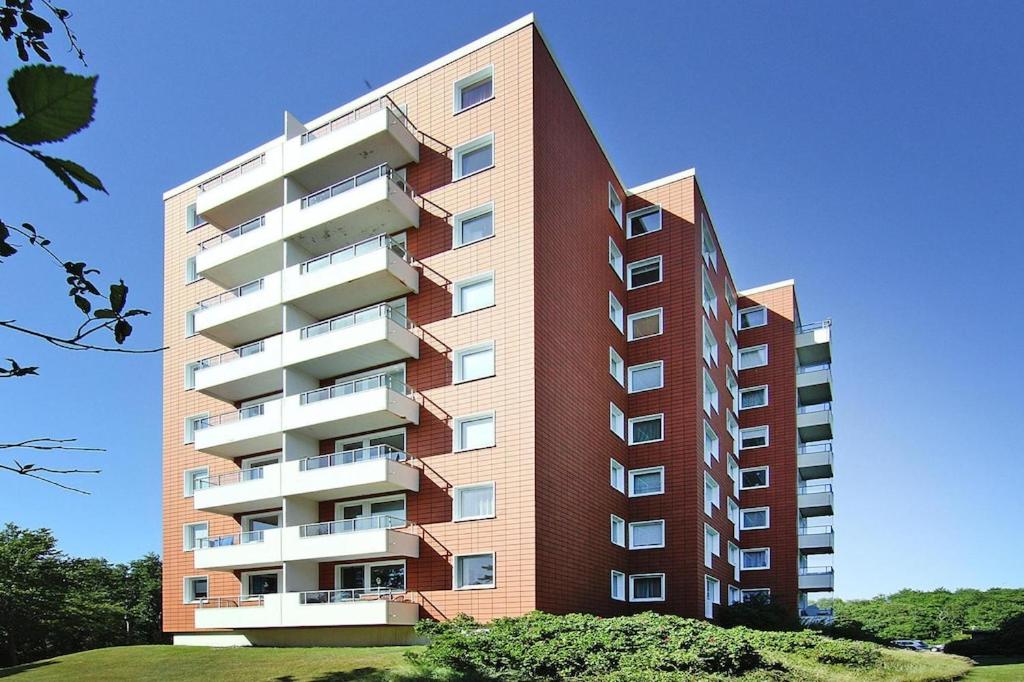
[944,613,1024,656]
[810,639,882,667]
[719,593,801,631]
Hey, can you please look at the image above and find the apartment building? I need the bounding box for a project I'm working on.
[162,14,836,646]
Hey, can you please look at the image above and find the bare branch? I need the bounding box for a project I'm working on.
[0,319,164,354]
[0,437,105,452]
[40,0,86,65]
[0,464,94,494]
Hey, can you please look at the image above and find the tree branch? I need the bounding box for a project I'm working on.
[0,437,104,452]
[0,464,95,494]
[0,319,164,354]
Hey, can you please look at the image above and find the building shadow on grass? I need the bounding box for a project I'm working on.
[0,660,58,678]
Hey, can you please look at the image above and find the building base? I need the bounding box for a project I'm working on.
[173,626,423,648]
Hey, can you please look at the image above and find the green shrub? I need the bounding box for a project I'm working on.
[810,638,882,667]
[719,593,802,631]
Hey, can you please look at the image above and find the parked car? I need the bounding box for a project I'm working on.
[929,644,945,653]
[891,639,930,651]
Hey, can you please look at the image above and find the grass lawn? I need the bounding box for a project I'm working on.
[965,656,1024,681]
[759,648,972,682]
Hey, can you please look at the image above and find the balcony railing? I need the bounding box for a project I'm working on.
[195,467,268,489]
[198,153,267,193]
[799,526,834,536]
[299,163,414,210]
[196,278,264,310]
[798,484,833,495]
[195,403,266,431]
[298,233,410,275]
[797,362,831,374]
[197,216,267,252]
[300,302,410,341]
[798,442,833,455]
[196,529,268,548]
[301,95,414,145]
[300,444,408,472]
[298,372,412,406]
[197,596,265,609]
[798,566,834,576]
[299,586,404,604]
[796,319,832,334]
[195,339,266,370]
[299,514,407,538]
[797,401,832,414]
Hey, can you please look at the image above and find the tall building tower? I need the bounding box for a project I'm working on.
[162,14,836,646]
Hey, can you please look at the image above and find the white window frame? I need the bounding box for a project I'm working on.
[629,573,665,602]
[701,213,718,270]
[453,341,496,384]
[740,426,770,450]
[610,459,625,492]
[727,457,740,498]
[452,65,494,114]
[740,465,770,490]
[628,413,664,445]
[740,506,771,531]
[727,410,740,454]
[609,292,624,332]
[608,183,623,227]
[334,559,408,593]
[608,237,623,279]
[185,255,201,284]
[727,498,740,539]
[609,347,625,385]
[627,360,664,394]
[453,552,496,590]
[739,385,769,411]
[610,403,625,440]
[610,515,625,547]
[728,585,742,606]
[704,473,720,517]
[452,132,494,181]
[739,305,768,330]
[627,308,663,341]
[738,344,769,370]
[453,482,496,522]
[185,308,199,337]
[625,205,662,239]
[626,255,663,290]
[453,411,496,452]
[183,575,209,604]
[183,466,208,498]
[611,570,626,601]
[704,524,720,568]
[740,547,771,571]
[703,368,719,415]
[183,413,208,445]
[452,202,495,249]
[628,519,665,550]
[742,588,771,602]
[728,542,741,581]
[183,361,201,391]
[702,317,719,367]
[705,575,721,618]
[628,466,665,498]
[453,271,495,316]
[702,266,718,318]
[703,420,719,465]
[240,568,283,600]
[182,522,208,552]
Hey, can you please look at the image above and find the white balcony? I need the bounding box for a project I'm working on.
[282,447,419,501]
[799,527,835,555]
[195,590,419,630]
[797,363,833,405]
[282,236,419,319]
[193,464,282,515]
[196,146,283,228]
[284,100,420,194]
[798,444,834,480]
[798,484,835,517]
[195,595,284,630]
[193,272,282,347]
[194,336,283,402]
[797,403,834,443]
[282,376,419,441]
[282,165,420,258]
[194,400,283,459]
[193,528,283,571]
[798,568,835,591]
[283,304,419,379]
[282,517,419,563]
[195,210,284,289]
[796,320,832,366]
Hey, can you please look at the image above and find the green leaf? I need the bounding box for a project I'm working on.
[93,309,116,319]
[1,64,97,145]
[33,152,106,202]
[73,294,90,314]
[109,281,127,314]
[114,319,132,344]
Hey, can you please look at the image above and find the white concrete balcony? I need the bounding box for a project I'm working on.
[797,402,833,443]
[282,446,419,501]
[195,590,419,630]
[196,146,283,228]
[193,400,283,459]
[797,363,833,406]
[798,567,835,591]
[194,272,282,347]
[282,515,419,563]
[282,374,419,440]
[282,235,419,320]
[799,526,835,555]
[798,484,835,517]
[796,319,832,366]
[195,211,283,289]
[195,595,283,630]
[282,164,420,258]
[194,336,283,402]
[193,464,282,515]
[284,97,420,195]
[193,528,283,571]
[283,303,419,379]
[798,443,834,480]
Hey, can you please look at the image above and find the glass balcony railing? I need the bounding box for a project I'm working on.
[300,444,408,472]
[298,233,410,275]
[300,302,410,341]
[799,525,834,536]
[198,153,267,193]
[796,319,832,334]
[301,95,414,145]
[299,514,407,538]
[798,484,833,495]
[195,467,268,489]
[798,442,833,455]
[197,215,267,252]
[797,401,832,414]
[797,362,831,374]
[196,278,264,310]
[194,403,267,431]
[298,372,411,406]
[196,529,268,548]
[299,586,404,604]
[299,163,414,210]
[798,566,834,576]
[195,339,267,371]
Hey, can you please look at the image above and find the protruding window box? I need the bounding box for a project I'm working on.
[194,594,283,630]
[796,319,832,366]
[196,145,283,228]
[282,516,419,563]
[282,446,419,501]
[285,589,419,627]
[195,210,283,289]
[193,272,282,347]
[283,304,419,379]
[193,464,283,515]
[797,484,834,517]
[798,527,835,555]
[797,402,833,443]
[797,443,834,480]
[282,236,419,320]
[194,400,283,459]
[193,528,283,570]
[798,567,834,591]
[282,375,419,440]
[194,335,283,402]
[797,363,833,405]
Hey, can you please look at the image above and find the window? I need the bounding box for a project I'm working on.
[183,522,208,551]
[701,213,717,270]
[453,272,495,315]
[703,421,719,465]
[183,467,208,498]
[626,256,662,289]
[452,133,494,180]
[609,293,624,331]
[241,570,281,598]
[608,183,623,227]
[185,203,203,231]
[739,386,768,410]
[610,459,625,492]
[727,410,739,452]
[629,466,664,497]
[453,482,496,521]
[183,413,208,444]
[727,498,740,535]
[741,507,770,530]
[183,576,208,603]
[728,542,740,580]
[611,515,625,546]
[454,342,495,383]
[454,412,495,451]
[726,369,739,409]
[739,305,767,330]
[611,571,626,601]
[741,548,770,570]
[628,520,665,549]
[627,308,663,341]
[454,553,495,589]
[726,282,738,329]
[608,238,623,279]
[704,524,720,568]
[626,206,662,238]
[702,318,718,366]
[453,204,494,247]
[630,573,665,602]
[628,414,664,445]
[728,585,742,606]
[186,256,201,284]
[705,575,721,618]
[726,326,738,361]
[738,344,768,370]
[740,466,769,489]
[702,267,717,318]
[610,403,625,440]
[185,308,199,337]
[704,473,720,516]
[703,369,719,415]
[609,348,625,385]
[453,66,493,113]
[727,458,740,497]
[740,426,769,450]
[742,588,771,602]
[628,361,663,393]
[336,561,407,593]
[184,361,201,391]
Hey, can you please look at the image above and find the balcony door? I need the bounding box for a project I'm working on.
[335,429,406,461]
[336,561,406,596]
[241,568,282,600]
[241,511,280,543]
[336,494,406,530]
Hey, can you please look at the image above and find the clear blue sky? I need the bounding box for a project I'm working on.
[0,1,1021,600]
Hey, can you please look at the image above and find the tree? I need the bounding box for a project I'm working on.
[0,524,66,666]
[0,1,161,493]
